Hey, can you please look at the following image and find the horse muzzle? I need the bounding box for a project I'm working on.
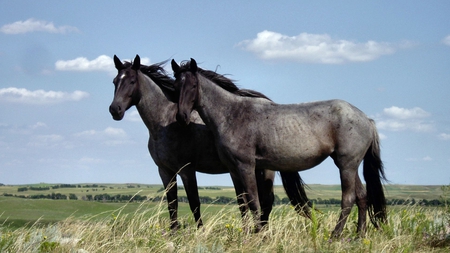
[176,111,191,126]
[109,103,124,121]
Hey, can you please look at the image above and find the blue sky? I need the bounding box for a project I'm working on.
[1,1,449,186]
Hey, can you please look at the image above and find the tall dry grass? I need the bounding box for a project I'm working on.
[1,198,449,252]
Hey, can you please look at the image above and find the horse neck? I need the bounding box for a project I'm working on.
[135,73,177,135]
[196,74,239,133]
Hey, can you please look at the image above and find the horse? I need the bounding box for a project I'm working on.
[109,55,309,230]
[172,58,387,236]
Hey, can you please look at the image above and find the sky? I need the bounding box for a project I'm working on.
[0,1,449,186]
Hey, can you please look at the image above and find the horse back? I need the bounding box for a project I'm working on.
[250,99,373,171]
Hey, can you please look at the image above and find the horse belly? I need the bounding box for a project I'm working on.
[256,145,330,172]
[256,126,333,172]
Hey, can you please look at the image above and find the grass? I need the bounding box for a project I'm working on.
[1,183,442,230]
[0,183,449,252]
[0,201,449,252]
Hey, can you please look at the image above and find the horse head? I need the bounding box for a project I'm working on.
[109,55,141,120]
[171,58,199,125]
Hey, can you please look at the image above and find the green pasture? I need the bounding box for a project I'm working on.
[0,183,445,230]
[0,196,230,230]
[1,183,443,200]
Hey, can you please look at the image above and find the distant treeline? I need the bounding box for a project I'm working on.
[4,192,77,200]
[301,198,446,207]
[157,186,222,193]
[2,192,447,207]
[17,184,105,192]
[17,184,223,193]
[15,184,142,192]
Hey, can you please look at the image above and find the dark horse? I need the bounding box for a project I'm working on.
[109,55,309,230]
[172,58,387,236]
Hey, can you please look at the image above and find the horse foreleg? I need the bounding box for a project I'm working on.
[256,169,274,228]
[179,171,203,228]
[332,169,357,237]
[158,167,180,230]
[238,166,262,233]
[230,172,249,218]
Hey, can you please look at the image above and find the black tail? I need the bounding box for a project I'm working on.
[280,171,312,219]
[363,120,387,227]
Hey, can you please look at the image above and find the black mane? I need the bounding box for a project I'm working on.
[124,60,176,92]
[178,60,272,101]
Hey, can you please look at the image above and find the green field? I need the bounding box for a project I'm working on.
[1,183,444,200]
[0,183,445,230]
[0,183,449,252]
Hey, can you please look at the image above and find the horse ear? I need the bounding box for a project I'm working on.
[190,58,197,73]
[132,54,140,70]
[114,55,123,70]
[171,59,180,73]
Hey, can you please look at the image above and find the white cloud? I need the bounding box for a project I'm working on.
[74,127,132,146]
[238,30,397,64]
[30,122,47,129]
[382,106,430,120]
[27,134,65,148]
[375,106,434,132]
[55,55,151,72]
[0,87,89,104]
[75,127,127,138]
[79,157,105,164]
[125,110,142,122]
[74,127,129,147]
[0,18,79,34]
[439,133,450,140]
[104,127,127,137]
[442,35,450,46]
[422,156,432,161]
[406,156,433,162]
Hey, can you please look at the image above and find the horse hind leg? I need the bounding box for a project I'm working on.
[355,173,368,236]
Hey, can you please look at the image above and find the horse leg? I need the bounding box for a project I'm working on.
[256,169,274,228]
[237,166,262,233]
[355,174,368,236]
[179,170,203,228]
[332,168,357,237]
[230,172,249,219]
[158,167,179,230]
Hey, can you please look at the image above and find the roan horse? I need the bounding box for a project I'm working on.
[172,58,387,236]
[109,55,309,230]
